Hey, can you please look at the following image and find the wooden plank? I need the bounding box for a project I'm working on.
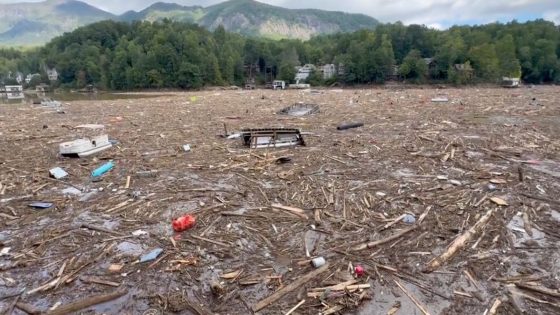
[80,276,120,287]
[252,263,329,312]
[271,203,309,220]
[353,226,417,251]
[47,290,127,315]
[424,208,494,273]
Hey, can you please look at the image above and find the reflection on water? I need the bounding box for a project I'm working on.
[0,91,165,104]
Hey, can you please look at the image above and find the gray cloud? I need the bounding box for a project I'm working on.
[1,0,557,26]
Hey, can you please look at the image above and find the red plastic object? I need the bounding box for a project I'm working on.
[354,265,365,277]
[172,215,196,232]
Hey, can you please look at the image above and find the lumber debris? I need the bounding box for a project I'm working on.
[424,209,494,273]
[252,263,329,312]
[46,290,127,315]
[394,279,431,315]
[353,226,417,251]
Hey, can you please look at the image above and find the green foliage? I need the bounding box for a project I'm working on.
[1,19,559,89]
[448,61,474,85]
[307,69,324,86]
[278,63,296,83]
[399,49,428,82]
[373,35,396,83]
[176,62,203,89]
[468,44,499,82]
[496,35,522,78]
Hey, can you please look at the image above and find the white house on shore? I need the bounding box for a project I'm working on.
[319,64,336,80]
[25,73,41,84]
[47,68,59,81]
[294,64,315,82]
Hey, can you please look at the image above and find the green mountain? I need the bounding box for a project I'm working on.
[201,0,378,39]
[0,0,379,46]
[119,3,204,23]
[121,0,378,40]
[0,0,114,45]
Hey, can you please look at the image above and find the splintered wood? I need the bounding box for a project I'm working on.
[424,208,495,273]
[252,263,330,312]
[353,226,417,251]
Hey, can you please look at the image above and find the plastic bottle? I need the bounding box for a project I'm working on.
[172,215,196,232]
[91,161,114,177]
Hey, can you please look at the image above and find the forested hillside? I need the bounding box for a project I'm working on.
[0,0,378,45]
[0,19,559,89]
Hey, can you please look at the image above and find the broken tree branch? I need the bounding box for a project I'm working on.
[252,263,329,312]
[47,290,127,315]
[353,226,417,251]
[424,208,494,273]
[271,203,309,220]
[515,282,560,298]
[284,299,305,315]
[394,279,431,315]
[16,302,42,315]
[487,298,502,315]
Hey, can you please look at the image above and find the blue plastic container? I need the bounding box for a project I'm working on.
[91,161,114,177]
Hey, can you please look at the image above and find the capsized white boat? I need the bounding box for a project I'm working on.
[59,134,112,157]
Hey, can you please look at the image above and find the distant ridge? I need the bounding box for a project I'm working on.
[0,0,379,46]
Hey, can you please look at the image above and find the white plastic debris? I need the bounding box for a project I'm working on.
[132,230,148,237]
[431,97,449,102]
[403,214,416,224]
[0,247,11,256]
[62,187,82,196]
[227,133,241,139]
[449,180,462,186]
[75,124,105,129]
[311,257,326,268]
[183,144,191,152]
[49,167,68,179]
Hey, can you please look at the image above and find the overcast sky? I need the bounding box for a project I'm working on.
[2,0,559,28]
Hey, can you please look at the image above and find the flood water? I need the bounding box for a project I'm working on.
[0,91,165,104]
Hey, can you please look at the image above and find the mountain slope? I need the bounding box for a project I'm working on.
[119,2,204,23]
[0,0,379,46]
[130,0,378,40]
[200,0,377,39]
[0,0,114,46]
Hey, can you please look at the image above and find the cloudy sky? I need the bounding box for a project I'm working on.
[2,0,559,28]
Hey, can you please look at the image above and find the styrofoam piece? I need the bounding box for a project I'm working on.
[49,167,68,179]
[311,257,326,268]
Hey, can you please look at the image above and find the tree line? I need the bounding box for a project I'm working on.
[0,19,559,89]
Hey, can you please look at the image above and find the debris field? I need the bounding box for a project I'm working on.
[1,86,559,315]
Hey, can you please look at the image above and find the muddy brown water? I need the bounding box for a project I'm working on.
[0,91,167,104]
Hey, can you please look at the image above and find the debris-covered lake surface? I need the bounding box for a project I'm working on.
[1,86,559,315]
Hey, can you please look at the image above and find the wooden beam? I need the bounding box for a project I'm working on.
[252,264,329,312]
